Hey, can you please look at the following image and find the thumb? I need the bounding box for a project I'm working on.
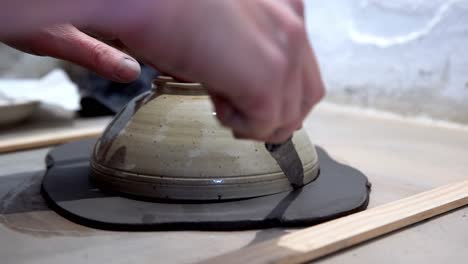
[4,24,141,83]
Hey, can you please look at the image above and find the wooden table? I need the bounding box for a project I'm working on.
[0,103,467,264]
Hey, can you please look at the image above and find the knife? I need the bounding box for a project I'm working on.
[265,136,304,189]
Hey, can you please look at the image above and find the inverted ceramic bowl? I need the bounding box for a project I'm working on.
[91,76,319,201]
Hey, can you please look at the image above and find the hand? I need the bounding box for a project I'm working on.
[3,24,141,83]
[3,0,325,143]
[115,0,325,142]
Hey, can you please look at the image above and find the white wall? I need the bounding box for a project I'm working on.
[306,0,468,123]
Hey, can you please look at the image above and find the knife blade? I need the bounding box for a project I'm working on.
[265,136,304,189]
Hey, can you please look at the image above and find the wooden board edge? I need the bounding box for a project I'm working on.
[200,180,468,264]
[0,128,103,153]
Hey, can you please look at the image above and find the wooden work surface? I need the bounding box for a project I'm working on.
[0,113,110,153]
[0,103,467,264]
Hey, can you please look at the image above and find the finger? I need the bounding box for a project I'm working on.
[265,0,307,141]
[281,0,305,18]
[232,10,306,140]
[80,27,134,56]
[234,116,301,143]
[209,92,234,126]
[266,124,297,143]
[198,1,310,141]
[269,66,303,143]
[300,43,326,120]
[5,24,141,83]
[209,84,278,141]
[80,26,119,41]
[217,88,280,141]
[204,40,284,141]
[276,33,305,140]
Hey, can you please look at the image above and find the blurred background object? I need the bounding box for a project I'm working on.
[0,69,80,112]
[306,0,468,123]
[75,64,157,117]
[0,42,156,125]
[0,43,61,79]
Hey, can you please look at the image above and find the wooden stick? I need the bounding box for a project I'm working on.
[0,127,103,153]
[201,180,468,264]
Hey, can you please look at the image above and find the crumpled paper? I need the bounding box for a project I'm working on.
[0,69,80,111]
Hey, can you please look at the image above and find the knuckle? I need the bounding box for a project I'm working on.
[90,42,112,67]
[248,93,278,124]
[304,80,326,107]
[283,16,306,44]
[280,91,302,124]
[249,47,287,86]
[280,106,299,127]
[312,84,326,103]
[301,98,314,113]
[260,50,287,80]
[271,54,288,77]
[317,85,326,101]
[288,0,305,17]
[251,109,278,131]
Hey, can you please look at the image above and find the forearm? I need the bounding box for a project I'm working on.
[0,0,153,39]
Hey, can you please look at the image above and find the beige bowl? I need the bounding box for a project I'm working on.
[91,77,319,200]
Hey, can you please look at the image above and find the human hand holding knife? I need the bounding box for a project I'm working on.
[265,136,304,189]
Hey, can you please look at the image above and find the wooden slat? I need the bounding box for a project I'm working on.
[201,180,468,264]
[0,127,104,153]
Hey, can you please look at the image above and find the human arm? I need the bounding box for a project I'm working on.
[1,0,325,143]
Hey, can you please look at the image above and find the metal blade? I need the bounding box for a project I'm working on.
[265,137,304,189]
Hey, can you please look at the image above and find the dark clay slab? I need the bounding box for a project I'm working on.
[41,139,371,231]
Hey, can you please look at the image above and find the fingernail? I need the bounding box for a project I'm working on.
[115,57,141,82]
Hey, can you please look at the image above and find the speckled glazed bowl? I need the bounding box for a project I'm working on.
[91,76,319,201]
